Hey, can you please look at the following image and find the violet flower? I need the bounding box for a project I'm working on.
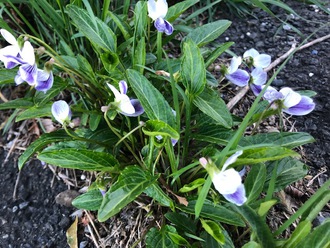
[35,69,54,93]
[243,48,271,69]
[200,150,247,206]
[263,86,315,116]
[51,100,72,125]
[147,0,173,35]
[224,56,250,87]
[0,29,21,69]
[106,80,144,117]
[250,67,267,95]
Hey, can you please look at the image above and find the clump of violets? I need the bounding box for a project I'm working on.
[0,29,53,93]
[51,100,72,125]
[101,80,144,117]
[147,0,173,35]
[200,151,247,206]
[222,48,270,95]
[263,86,315,116]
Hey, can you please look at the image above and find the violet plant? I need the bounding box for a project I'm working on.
[0,0,328,247]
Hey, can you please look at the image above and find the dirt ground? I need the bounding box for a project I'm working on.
[0,0,329,247]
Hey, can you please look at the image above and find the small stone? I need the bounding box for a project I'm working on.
[80,174,86,180]
[309,73,314,77]
[80,241,89,248]
[12,206,18,213]
[272,79,285,87]
[246,32,251,36]
[19,202,29,210]
[225,37,229,41]
[55,190,80,207]
[214,65,221,72]
[283,24,291,30]
[311,50,318,55]
[2,234,9,239]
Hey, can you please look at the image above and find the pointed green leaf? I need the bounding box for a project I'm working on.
[181,39,206,96]
[165,212,197,234]
[134,37,146,74]
[144,184,174,207]
[179,178,205,193]
[185,20,231,47]
[143,120,179,139]
[300,220,330,248]
[0,68,17,85]
[193,87,232,128]
[283,220,312,248]
[258,200,277,217]
[133,1,148,38]
[200,219,225,244]
[67,5,116,52]
[18,130,72,170]
[0,98,33,110]
[205,42,234,68]
[242,241,262,248]
[38,149,119,172]
[166,0,199,22]
[15,103,52,122]
[98,166,157,221]
[127,69,176,127]
[108,11,132,40]
[146,225,179,248]
[72,189,103,210]
[245,164,266,204]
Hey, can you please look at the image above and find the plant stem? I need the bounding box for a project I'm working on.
[156,31,162,62]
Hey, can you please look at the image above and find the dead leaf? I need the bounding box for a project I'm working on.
[66,216,78,248]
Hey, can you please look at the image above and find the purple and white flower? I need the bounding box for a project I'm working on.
[263,86,315,116]
[147,0,173,35]
[106,80,144,117]
[224,56,250,87]
[250,67,267,95]
[0,29,21,69]
[200,150,247,206]
[51,100,72,125]
[243,48,271,69]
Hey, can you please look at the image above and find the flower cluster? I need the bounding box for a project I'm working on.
[0,29,53,93]
[223,48,315,116]
[200,151,247,206]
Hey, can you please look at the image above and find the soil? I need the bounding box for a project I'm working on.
[0,1,329,247]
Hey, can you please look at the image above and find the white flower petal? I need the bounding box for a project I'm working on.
[20,41,35,65]
[280,87,301,108]
[148,0,168,20]
[228,56,242,73]
[51,100,71,125]
[243,48,259,59]
[107,83,121,99]
[213,169,242,194]
[117,94,135,115]
[1,29,18,45]
[222,150,243,171]
[254,54,271,68]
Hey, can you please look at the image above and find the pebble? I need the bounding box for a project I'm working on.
[19,202,29,210]
[12,206,18,213]
[283,24,291,30]
[272,79,285,87]
[55,190,80,207]
[80,241,89,248]
[309,73,314,77]
[311,50,318,55]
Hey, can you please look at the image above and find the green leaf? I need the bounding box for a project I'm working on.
[15,103,52,122]
[0,98,34,110]
[108,11,132,40]
[179,178,205,193]
[67,4,116,52]
[234,147,299,166]
[143,120,179,140]
[185,20,231,47]
[257,200,277,217]
[297,90,317,98]
[245,164,266,204]
[144,184,174,207]
[205,42,234,68]
[168,232,191,247]
[98,166,157,221]
[146,225,178,248]
[283,220,312,248]
[242,241,262,248]
[239,132,315,149]
[264,157,308,191]
[133,37,146,74]
[299,220,330,248]
[193,87,232,128]
[165,212,197,234]
[72,189,103,210]
[38,149,119,172]
[0,68,17,85]
[166,0,199,22]
[100,51,120,73]
[195,176,212,219]
[181,39,206,96]
[200,219,225,244]
[18,130,72,170]
[133,1,148,38]
[179,198,245,227]
[126,69,176,127]
[232,205,275,247]
[89,113,102,131]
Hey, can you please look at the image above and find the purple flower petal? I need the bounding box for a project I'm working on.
[19,63,38,85]
[284,95,315,116]
[35,70,53,93]
[123,99,144,117]
[154,17,166,33]
[225,69,250,87]
[263,86,283,102]
[164,20,173,35]
[119,80,128,95]
[222,184,247,206]
[251,84,263,96]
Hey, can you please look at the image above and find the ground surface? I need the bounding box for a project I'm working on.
[0,1,329,247]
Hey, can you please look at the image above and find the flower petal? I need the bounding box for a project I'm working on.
[35,70,53,93]
[228,56,242,73]
[225,69,250,87]
[243,48,259,59]
[251,67,267,86]
[263,86,283,102]
[213,168,242,194]
[280,87,301,108]
[283,95,315,116]
[254,54,271,68]
[107,83,121,99]
[19,63,38,85]
[0,29,18,45]
[117,94,135,115]
[222,150,243,171]
[222,184,247,206]
[51,100,71,125]
[250,84,263,96]
[20,41,35,65]
[164,20,173,35]
[119,80,128,95]
[154,17,166,32]
[123,99,145,117]
[147,0,168,20]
